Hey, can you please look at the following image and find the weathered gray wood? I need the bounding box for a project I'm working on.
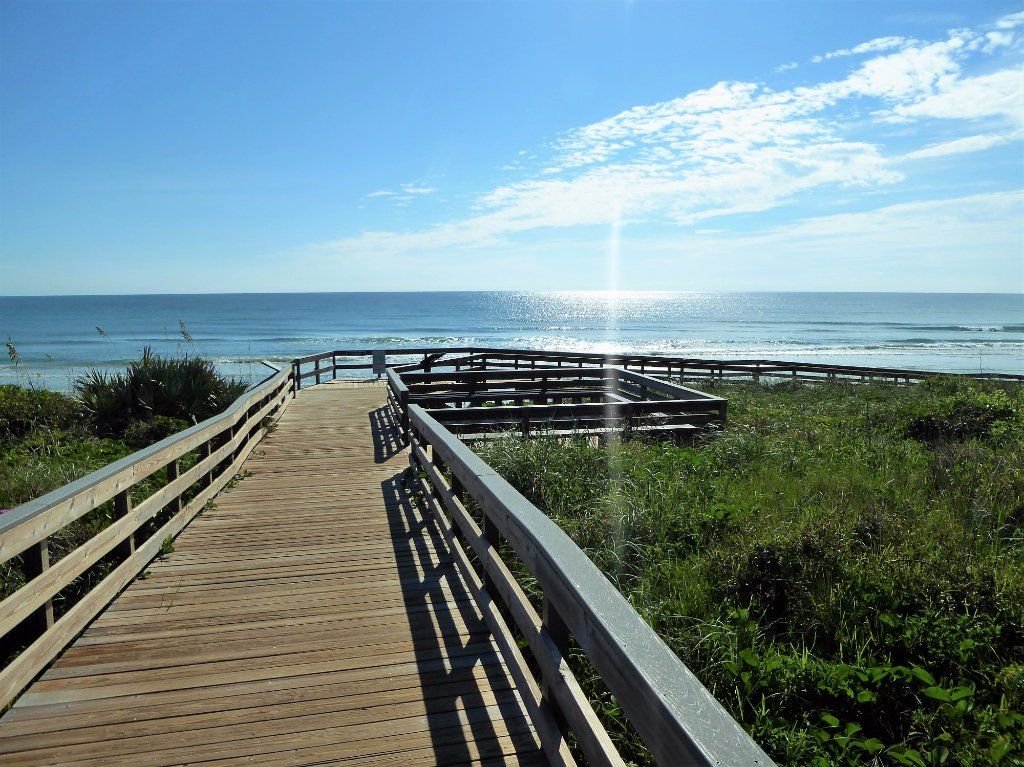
[410,405,775,767]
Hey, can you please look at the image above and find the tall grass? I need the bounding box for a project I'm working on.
[477,377,1024,767]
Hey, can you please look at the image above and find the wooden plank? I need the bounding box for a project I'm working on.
[0,428,266,707]
[4,697,537,767]
[1,383,548,767]
[0,667,520,751]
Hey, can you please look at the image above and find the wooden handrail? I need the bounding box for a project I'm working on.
[292,346,1024,387]
[0,367,294,707]
[408,404,774,766]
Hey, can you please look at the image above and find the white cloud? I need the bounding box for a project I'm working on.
[811,35,911,63]
[749,190,1022,245]
[775,61,798,73]
[366,183,436,201]
[328,12,1023,271]
[658,191,1024,291]
[842,36,965,100]
[983,30,1015,53]
[890,69,1024,126]
[996,11,1024,30]
[902,133,1015,160]
[401,183,436,195]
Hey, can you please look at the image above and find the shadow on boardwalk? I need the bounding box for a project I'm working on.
[374,419,543,764]
[369,404,405,463]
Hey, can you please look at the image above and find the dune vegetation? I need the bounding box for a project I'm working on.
[475,376,1024,767]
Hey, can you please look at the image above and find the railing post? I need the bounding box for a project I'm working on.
[422,354,431,373]
[232,416,245,462]
[294,361,302,391]
[201,440,213,488]
[400,388,410,444]
[166,459,181,517]
[332,354,337,380]
[315,358,322,386]
[482,515,500,594]
[22,540,55,637]
[542,595,570,729]
[114,489,135,560]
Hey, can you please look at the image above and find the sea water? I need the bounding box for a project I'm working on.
[1,292,1021,389]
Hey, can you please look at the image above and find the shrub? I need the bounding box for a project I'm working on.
[75,348,249,434]
[905,385,1020,444]
[0,385,84,441]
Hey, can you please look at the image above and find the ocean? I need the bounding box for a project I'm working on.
[1,292,1022,389]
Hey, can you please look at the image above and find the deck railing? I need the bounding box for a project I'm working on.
[393,366,728,442]
[407,404,775,766]
[294,346,1024,386]
[0,367,294,707]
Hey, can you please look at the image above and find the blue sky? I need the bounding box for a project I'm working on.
[1,0,1022,295]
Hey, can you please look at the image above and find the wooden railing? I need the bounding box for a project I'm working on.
[295,346,1024,387]
[292,347,478,387]
[0,367,294,707]
[392,366,727,442]
[407,404,774,766]
[465,347,1024,384]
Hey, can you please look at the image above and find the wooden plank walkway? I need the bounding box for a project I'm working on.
[0,382,548,767]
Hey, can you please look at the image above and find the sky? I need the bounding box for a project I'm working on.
[1,0,1022,295]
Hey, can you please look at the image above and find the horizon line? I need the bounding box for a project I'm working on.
[2,289,1023,299]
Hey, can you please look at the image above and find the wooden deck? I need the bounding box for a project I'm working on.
[0,383,548,767]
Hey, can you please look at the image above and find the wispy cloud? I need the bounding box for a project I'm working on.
[366,182,436,200]
[902,133,1017,160]
[811,35,911,63]
[401,183,436,195]
[775,61,798,73]
[329,11,1023,270]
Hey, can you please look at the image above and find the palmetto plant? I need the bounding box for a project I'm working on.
[75,347,249,434]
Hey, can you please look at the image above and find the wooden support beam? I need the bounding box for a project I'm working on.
[20,540,54,639]
[113,490,135,560]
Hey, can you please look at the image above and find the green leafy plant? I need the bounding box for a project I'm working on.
[75,347,248,434]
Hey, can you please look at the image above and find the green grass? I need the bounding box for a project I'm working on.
[475,376,1024,767]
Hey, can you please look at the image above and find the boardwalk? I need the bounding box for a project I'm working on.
[0,383,547,767]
